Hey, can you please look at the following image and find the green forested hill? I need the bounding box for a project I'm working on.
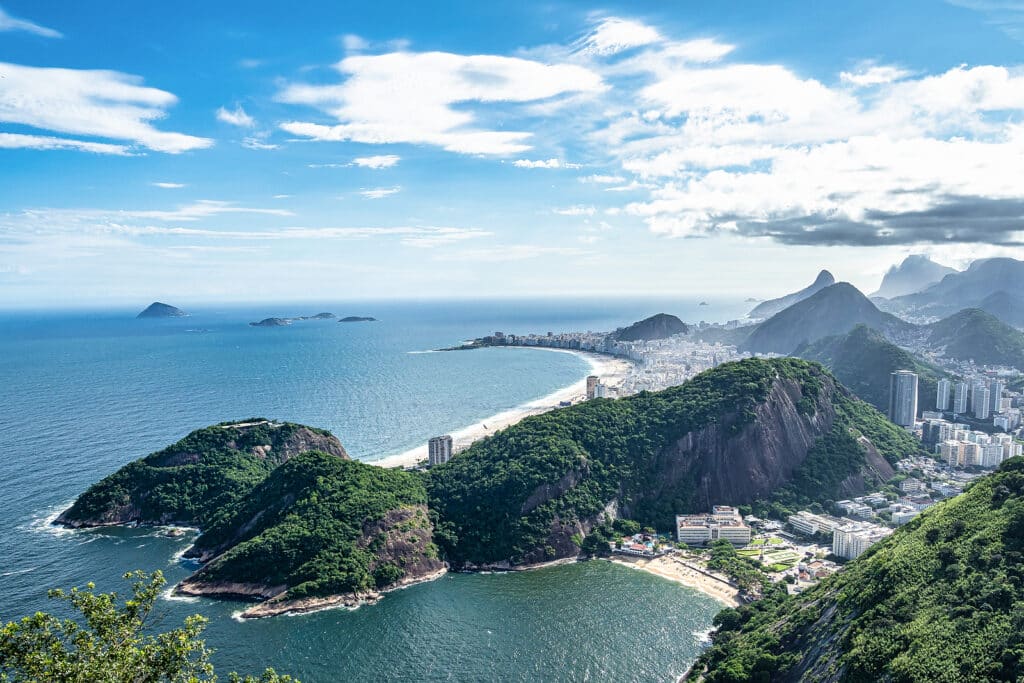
[55,420,347,529]
[928,308,1024,370]
[797,324,949,415]
[427,358,917,567]
[691,458,1024,683]
[182,452,442,604]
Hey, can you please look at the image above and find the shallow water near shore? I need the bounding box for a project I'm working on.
[0,298,746,681]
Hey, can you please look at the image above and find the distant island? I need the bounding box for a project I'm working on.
[136,302,187,319]
[249,312,339,327]
[339,316,377,322]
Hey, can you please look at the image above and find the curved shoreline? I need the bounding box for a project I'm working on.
[370,348,635,469]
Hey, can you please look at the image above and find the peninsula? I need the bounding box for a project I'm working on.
[57,359,918,617]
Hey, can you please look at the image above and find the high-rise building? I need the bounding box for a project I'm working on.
[953,382,969,414]
[974,388,991,420]
[989,380,1005,412]
[428,435,453,467]
[888,370,918,427]
[936,379,951,411]
[586,375,599,400]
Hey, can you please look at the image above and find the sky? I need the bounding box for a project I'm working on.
[1,0,1024,308]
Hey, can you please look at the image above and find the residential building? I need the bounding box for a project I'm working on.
[788,511,843,537]
[953,381,969,415]
[936,378,951,411]
[974,387,991,420]
[832,523,893,560]
[837,500,873,519]
[990,380,1006,412]
[586,375,599,400]
[676,506,751,546]
[888,370,918,427]
[427,434,453,466]
[899,477,926,494]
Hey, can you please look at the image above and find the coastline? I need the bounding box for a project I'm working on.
[371,348,635,469]
[607,555,741,608]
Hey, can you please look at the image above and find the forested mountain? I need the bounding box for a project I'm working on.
[927,308,1024,369]
[796,324,949,415]
[690,458,1024,682]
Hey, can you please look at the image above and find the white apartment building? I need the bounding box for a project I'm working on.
[428,434,453,466]
[676,506,751,546]
[833,523,893,560]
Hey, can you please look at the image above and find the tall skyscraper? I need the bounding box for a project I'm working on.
[989,380,1005,412]
[428,435,453,466]
[936,378,951,411]
[975,388,991,420]
[586,375,599,399]
[888,370,919,427]
[953,382,969,414]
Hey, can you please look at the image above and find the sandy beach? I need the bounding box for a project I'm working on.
[371,348,635,469]
[609,554,741,607]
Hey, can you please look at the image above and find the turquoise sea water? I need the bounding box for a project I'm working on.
[0,298,746,681]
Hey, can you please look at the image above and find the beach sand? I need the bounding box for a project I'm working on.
[371,348,634,469]
[609,554,742,607]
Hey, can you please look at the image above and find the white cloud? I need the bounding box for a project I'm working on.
[360,186,401,199]
[242,137,279,150]
[0,6,61,38]
[0,62,211,154]
[577,18,661,56]
[272,194,292,199]
[352,154,400,169]
[580,174,626,184]
[513,158,580,169]
[278,50,604,155]
[553,205,596,216]
[152,182,185,189]
[216,104,255,127]
[840,64,912,87]
[342,34,369,52]
[0,132,129,155]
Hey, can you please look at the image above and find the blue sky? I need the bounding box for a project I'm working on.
[2,1,1023,308]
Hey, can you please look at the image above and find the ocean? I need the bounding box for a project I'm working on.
[0,298,748,682]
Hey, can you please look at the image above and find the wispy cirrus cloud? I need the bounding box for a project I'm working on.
[152,182,186,189]
[360,186,400,199]
[0,62,211,154]
[0,6,61,38]
[352,154,400,169]
[512,158,580,169]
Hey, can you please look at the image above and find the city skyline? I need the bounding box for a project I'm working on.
[2,1,1024,307]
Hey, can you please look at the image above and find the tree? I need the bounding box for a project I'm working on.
[0,570,296,683]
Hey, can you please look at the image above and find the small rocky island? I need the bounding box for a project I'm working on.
[339,316,376,322]
[249,312,338,327]
[137,302,188,318]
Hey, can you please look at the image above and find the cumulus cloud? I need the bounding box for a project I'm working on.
[216,104,255,127]
[360,186,401,199]
[352,154,400,169]
[0,6,61,38]
[277,50,604,155]
[840,63,912,87]
[0,62,211,154]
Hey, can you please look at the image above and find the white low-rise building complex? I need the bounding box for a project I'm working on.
[676,506,751,546]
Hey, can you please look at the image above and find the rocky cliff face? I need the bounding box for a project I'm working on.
[641,377,837,511]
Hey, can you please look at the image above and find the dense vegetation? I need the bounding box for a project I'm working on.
[692,458,1024,682]
[57,421,342,528]
[427,358,917,567]
[927,308,1024,370]
[0,571,294,682]
[189,452,439,600]
[797,324,949,415]
[610,312,689,341]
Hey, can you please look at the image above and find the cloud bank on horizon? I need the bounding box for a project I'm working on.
[1,1,1023,304]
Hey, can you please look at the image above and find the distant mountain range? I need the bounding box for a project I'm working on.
[926,308,1024,369]
[611,313,689,341]
[881,257,1024,320]
[871,254,957,299]
[748,269,835,320]
[742,283,913,355]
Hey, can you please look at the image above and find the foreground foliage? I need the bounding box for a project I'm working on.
[693,458,1024,682]
[0,571,295,682]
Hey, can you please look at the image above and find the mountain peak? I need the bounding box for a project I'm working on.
[748,269,837,320]
[872,254,957,299]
